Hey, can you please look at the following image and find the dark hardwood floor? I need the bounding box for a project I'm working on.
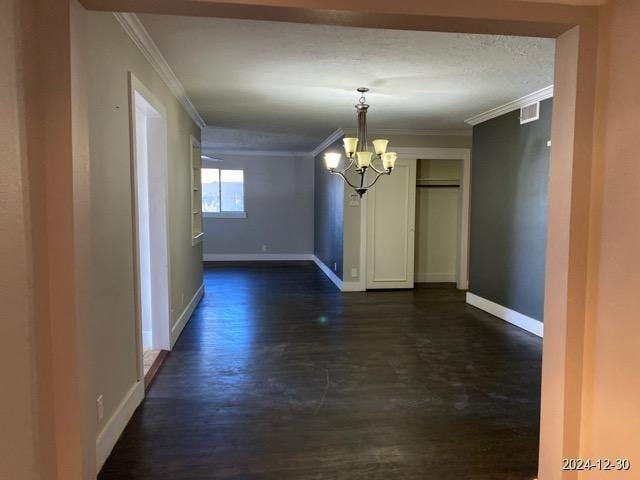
[99,262,542,480]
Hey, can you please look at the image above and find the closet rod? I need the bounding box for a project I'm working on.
[417,184,460,188]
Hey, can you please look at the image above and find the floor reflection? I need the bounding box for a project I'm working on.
[100,262,542,480]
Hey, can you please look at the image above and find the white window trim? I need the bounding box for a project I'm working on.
[203,211,247,219]
[201,167,246,219]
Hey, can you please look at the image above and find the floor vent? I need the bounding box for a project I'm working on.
[520,101,540,124]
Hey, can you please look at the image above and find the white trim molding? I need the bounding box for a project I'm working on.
[170,283,204,347]
[203,253,314,261]
[394,147,471,160]
[205,150,313,157]
[113,12,206,129]
[466,292,544,337]
[342,127,472,137]
[96,381,145,474]
[311,128,345,157]
[465,85,554,126]
[341,281,364,292]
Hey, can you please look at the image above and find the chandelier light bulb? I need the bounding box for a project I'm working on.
[324,152,342,170]
[372,139,389,155]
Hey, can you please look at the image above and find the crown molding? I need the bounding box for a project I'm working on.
[342,127,472,137]
[311,128,345,157]
[204,150,312,157]
[113,12,206,129]
[465,85,554,126]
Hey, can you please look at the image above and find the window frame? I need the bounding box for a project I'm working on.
[201,167,247,219]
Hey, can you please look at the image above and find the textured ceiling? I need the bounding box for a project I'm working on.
[138,14,555,153]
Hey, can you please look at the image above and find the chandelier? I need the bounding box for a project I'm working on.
[324,87,397,197]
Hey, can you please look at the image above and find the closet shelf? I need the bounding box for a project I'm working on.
[416,178,460,187]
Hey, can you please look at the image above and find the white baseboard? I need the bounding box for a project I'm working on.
[341,281,364,292]
[170,283,204,347]
[203,253,314,261]
[312,256,365,292]
[466,292,543,337]
[96,381,144,474]
[415,272,456,283]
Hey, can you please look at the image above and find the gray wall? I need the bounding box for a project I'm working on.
[314,139,344,278]
[203,154,315,254]
[469,98,552,321]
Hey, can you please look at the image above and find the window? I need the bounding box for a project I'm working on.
[202,168,246,218]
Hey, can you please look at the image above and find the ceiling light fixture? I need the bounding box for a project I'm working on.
[324,87,397,197]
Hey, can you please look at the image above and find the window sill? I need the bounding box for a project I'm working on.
[192,232,204,246]
[203,212,247,219]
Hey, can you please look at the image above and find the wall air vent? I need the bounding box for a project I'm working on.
[520,102,540,125]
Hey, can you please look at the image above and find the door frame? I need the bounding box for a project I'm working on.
[128,72,172,382]
[360,147,471,291]
[35,2,599,477]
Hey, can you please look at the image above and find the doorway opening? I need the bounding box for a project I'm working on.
[364,147,471,291]
[414,158,462,286]
[129,74,171,385]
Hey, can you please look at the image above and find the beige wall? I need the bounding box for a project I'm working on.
[579,0,640,476]
[7,1,640,479]
[0,1,42,478]
[3,0,95,477]
[342,167,361,283]
[82,9,202,441]
[71,1,99,475]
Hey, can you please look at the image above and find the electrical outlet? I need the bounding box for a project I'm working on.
[261,245,267,252]
[351,267,358,278]
[96,394,104,423]
[333,262,337,271]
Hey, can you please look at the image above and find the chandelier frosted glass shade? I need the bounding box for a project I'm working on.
[343,137,359,156]
[324,152,341,170]
[323,87,396,197]
[356,151,372,168]
[372,139,389,155]
[382,152,397,170]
